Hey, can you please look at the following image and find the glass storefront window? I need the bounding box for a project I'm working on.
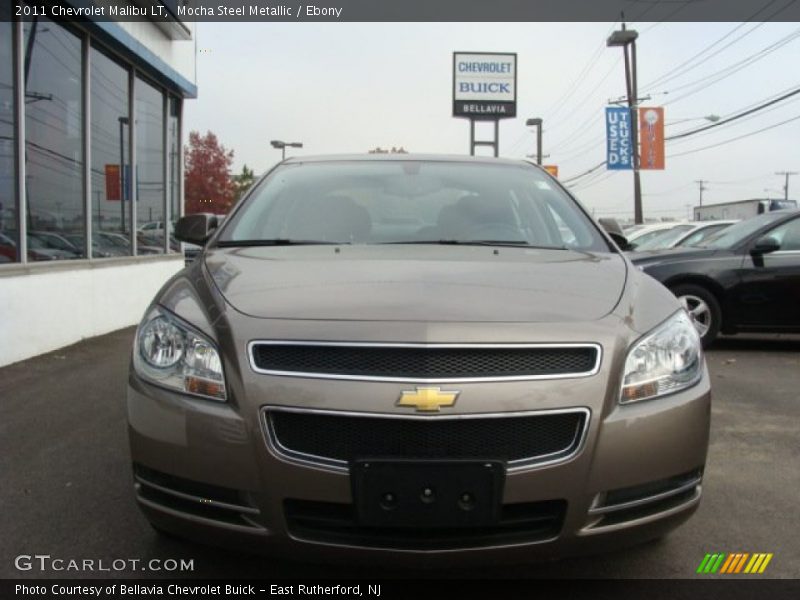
[0,14,16,263]
[167,96,180,253]
[135,76,164,254]
[24,17,85,261]
[90,46,131,257]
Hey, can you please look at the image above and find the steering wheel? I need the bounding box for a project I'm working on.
[463,222,525,241]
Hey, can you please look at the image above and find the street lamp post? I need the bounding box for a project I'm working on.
[607,26,642,224]
[525,118,543,165]
[270,140,303,160]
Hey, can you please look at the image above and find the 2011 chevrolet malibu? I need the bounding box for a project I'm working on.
[128,154,710,565]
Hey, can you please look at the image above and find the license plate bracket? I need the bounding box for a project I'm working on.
[351,459,505,528]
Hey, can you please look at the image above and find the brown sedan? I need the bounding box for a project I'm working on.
[128,154,710,565]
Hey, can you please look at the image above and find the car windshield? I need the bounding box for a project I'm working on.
[218,160,609,252]
[678,223,733,247]
[634,225,694,251]
[699,212,790,249]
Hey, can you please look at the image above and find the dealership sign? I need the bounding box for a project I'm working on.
[605,107,633,170]
[453,52,517,119]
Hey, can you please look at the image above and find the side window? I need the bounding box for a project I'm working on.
[767,218,800,251]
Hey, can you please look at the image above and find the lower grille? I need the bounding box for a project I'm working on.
[284,499,566,550]
[133,464,262,528]
[266,408,588,470]
[587,468,703,528]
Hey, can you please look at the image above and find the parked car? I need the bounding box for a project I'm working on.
[128,155,710,563]
[626,222,688,249]
[29,231,83,258]
[631,209,800,346]
[632,220,738,251]
[0,231,68,261]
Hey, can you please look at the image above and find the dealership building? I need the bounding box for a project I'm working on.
[0,3,196,366]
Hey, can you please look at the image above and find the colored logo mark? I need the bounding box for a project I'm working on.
[696,553,773,574]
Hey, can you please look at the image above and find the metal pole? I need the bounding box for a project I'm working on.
[776,171,797,201]
[469,119,475,156]
[14,19,27,263]
[630,39,642,225]
[281,146,286,160]
[119,118,125,232]
[493,119,499,157]
[82,33,91,259]
[536,122,542,165]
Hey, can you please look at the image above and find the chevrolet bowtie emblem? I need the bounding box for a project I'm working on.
[397,387,460,412]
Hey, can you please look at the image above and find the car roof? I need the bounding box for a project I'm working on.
[281,153,536,167]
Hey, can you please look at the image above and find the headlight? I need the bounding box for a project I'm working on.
[620,310,703,404]
[133,307,227,401]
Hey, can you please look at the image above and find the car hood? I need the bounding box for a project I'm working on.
[628,246,723,265]
[203,245,627,323]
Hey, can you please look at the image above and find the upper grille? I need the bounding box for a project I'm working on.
[266,408,588,470]
[249,342,600,382]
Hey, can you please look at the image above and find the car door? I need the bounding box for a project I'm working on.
[732,216,800,330]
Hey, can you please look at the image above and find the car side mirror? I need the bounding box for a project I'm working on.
[750,235,780,256]
[174,213,219,245]
[608,232,632,251]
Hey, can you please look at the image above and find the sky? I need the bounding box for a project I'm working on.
[184,21,800,221]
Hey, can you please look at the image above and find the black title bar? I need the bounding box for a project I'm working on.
[6,0,800,22]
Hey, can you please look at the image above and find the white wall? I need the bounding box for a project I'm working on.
[117,20,196,85]
[0,257,184,367]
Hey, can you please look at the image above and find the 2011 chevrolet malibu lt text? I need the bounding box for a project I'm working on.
[127,154,710,565]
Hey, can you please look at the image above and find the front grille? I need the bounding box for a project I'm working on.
[266,409,588,469]
[249,342,600,381]
[284,499,566,550]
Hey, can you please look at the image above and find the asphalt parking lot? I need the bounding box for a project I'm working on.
[1,328,798,579]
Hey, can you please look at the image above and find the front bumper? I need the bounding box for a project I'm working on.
[127,366,711,565]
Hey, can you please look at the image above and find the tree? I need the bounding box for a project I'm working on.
[232,164,256,202]
[184,131,235,215]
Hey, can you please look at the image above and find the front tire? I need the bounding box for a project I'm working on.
[670,284,721,348]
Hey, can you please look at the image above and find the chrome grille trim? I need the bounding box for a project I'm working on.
[588,476,703,515]
[247,341,602,383]
[134,473,261,516]
[261,406,591,473]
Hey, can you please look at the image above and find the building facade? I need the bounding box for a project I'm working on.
[0,2,197,366]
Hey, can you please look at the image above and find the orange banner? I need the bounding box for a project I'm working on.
[639,107,665,170]
[105,164,121,201]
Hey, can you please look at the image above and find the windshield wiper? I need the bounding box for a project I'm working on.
[216,239,346,247]
[379,240,568,249]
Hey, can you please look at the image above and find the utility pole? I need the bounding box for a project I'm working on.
[775,171,798,202]
[526,118,543,165]
[694,180,708,206]
[607,21,643,223]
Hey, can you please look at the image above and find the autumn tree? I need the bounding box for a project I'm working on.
[232,164,257,202]
[184,131,235,214]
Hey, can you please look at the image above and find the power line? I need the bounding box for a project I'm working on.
[668,113,800,158]
[665,85,800,140]
[560,83,800,182]
[640,0,794,90]
[661,27,800,106]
